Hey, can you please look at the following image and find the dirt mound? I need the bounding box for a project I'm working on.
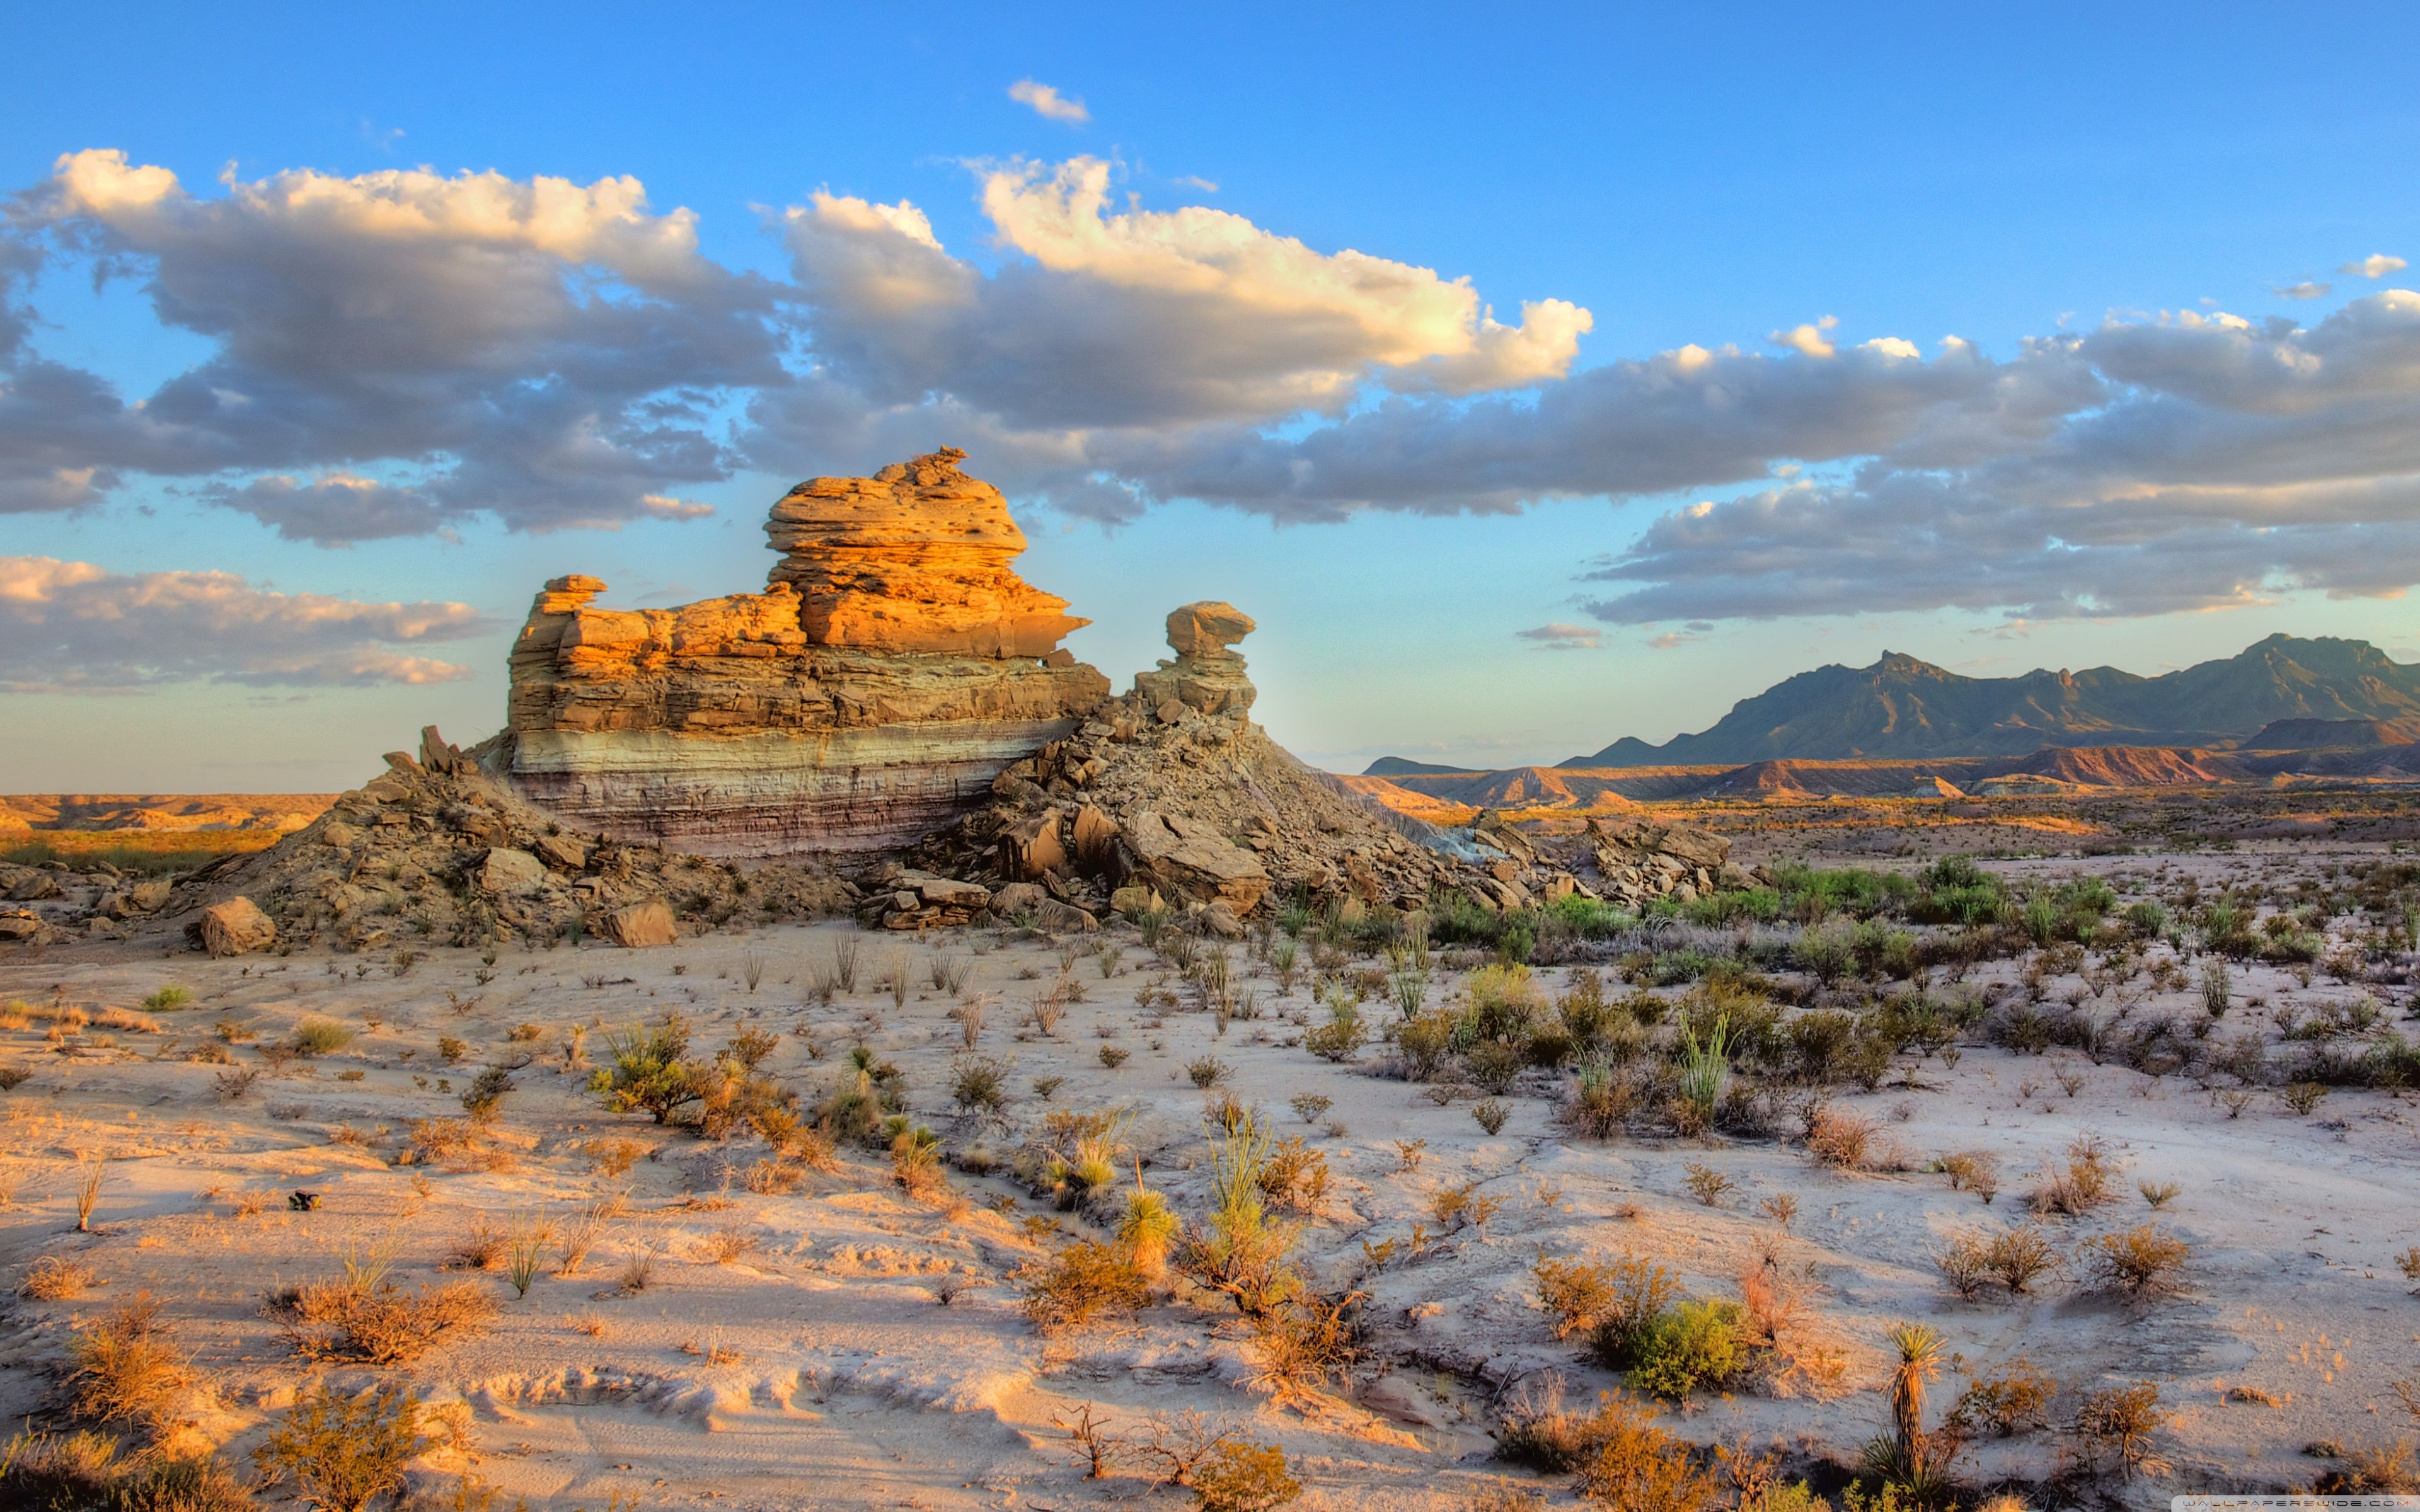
[1995,745,2226,786]
[146,728,855,955]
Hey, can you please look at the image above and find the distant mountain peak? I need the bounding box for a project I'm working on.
[1564,634,2420,767]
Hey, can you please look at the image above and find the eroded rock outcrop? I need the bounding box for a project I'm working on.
[502,450,1110,856]
[906,606,1464,927]
[166,728,854,954]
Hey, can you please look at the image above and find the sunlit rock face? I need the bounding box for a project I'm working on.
[502,450,1110,856]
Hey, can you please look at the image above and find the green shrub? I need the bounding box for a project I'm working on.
[1016,1240,1150,1332]
[589,1015,708,1126]
[1628,1300,1746,1399]
[288,1019,355,1056]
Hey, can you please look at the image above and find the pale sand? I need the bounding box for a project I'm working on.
[2,845,2415,1508]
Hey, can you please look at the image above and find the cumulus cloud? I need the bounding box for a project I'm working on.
[1579,293,2420,623]
[1516,622,1601,650]
[773,158,1591,435]
[2274,280,2332,300]
[2339,253,2408,279]
[1008,79,1090,125]
[5,149,780,531]
[0,554,485,691]
[9,146,2420,633]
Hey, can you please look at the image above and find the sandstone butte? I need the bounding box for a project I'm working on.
[499,449,1112,856]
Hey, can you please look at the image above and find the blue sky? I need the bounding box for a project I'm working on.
[4,2,2419,790]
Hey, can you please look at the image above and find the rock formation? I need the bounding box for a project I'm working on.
[500,450,1110,856]
[904,606,1468,931]
[165,728,854,954]
[1133,602,1257,718]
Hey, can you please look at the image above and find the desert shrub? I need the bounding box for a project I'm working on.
[590,1016,708,1126]
[1932,1234,1993,1299]
[21,1254,97,1301]
[66,1296,190,1435]
[288,1018,355,1056]
[1567,1391,1720,1509]
[1628,1300,1746,1399]
[253,1384,427,1512]
[1577,1248,1674,1364]
[2083,1225,2189,1297]
[2030,1130,2117,1217]
[1187,1056,1231,1089]
[0,1432,255,1512]
[1244,1288,1362,1398]
[1255,1137,1330,1215]
[1017,1240,1150,1332]
[1473,1097,1511,1135]
[1935,1149,2000,1202]
[1985,1227,2061,1293]
[1189,1439,1301,1511]
[1946,1358,2056,1437]
[1178,1115,1301,1317]
[1303,1002,1369,1063]
[951,1053,1010,1115]
[2317,1440,2420,1494]
[458,1067,513,1122]
[1564,1058,1637,1138]
[1806,1108,1876,1169]
[1535,1256,1619,1341]
[2073,1382,2167,1477]
[270,1279,495,1365]
[1465,1479,1548,1512]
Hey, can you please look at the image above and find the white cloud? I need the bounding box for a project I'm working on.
[1770,316,1839,358]
[1008,79,1090,125]
[771,158,1589,434]
[1515,622,1601,650]
[0,554,485,690]
[1174,176,1219,193]
[2274,280,2332,300]
[1647,631,1701,650]
[6,150,777,532]
[2339,253,2408,279]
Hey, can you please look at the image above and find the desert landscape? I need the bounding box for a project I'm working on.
[4,452,2417,1512]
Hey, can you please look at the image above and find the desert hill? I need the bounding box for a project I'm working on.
[1560,633,2420,766]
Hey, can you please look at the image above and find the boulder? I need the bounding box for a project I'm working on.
[475,848,550,895]
[1122,809,1269,913]
[4,870,60,902]
[1032,898,1099,933]
[129,879,173,912]
[199,897,277,957]
[1110,883,1162,917]
[909,873,992,909]
[532,833,591,872]
[595,899,679,948]
[990,881,1048,917]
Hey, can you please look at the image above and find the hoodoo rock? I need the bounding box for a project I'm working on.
[501,450,1111,856]
[1134,601,1258,717]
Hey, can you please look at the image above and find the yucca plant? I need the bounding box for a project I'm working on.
[1676,1013,1731,1125]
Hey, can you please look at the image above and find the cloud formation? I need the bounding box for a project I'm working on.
[1581,294,2420,622]
[1008,79,1090,125]
[0,554,485,691]
[5,149,779,531]
[6,147,2420,631]
[1516,622,1601,650]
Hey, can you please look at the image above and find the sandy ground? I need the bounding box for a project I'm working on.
[3,843,2417,1509]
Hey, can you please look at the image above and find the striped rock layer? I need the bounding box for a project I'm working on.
[503,452,1109,856]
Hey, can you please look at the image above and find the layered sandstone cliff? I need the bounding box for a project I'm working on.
[501,450,1110,856]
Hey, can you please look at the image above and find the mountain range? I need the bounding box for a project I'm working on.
[1562,634,2420,767]
[1359,634,2420,776]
